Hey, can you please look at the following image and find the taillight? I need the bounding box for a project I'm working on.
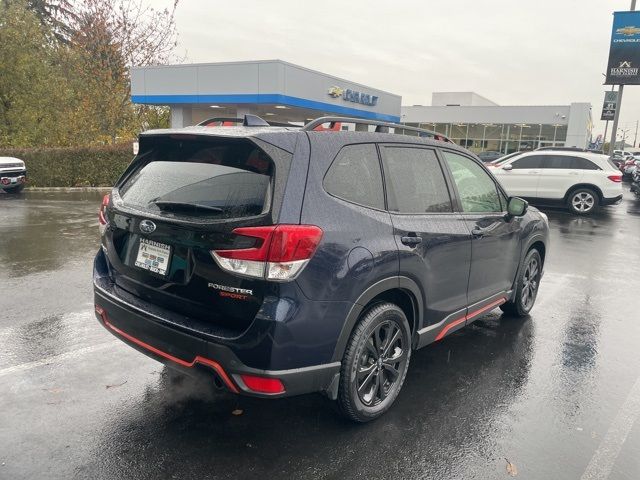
[211,225,323,281]
[98,193,110,235]
[608,174,623,183]
[239,374,285,394]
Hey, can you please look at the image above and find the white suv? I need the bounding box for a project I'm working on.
[489,150,623,215]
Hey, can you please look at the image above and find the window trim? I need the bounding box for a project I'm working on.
[321,142,388,212]
[378,144,456,216]
[439,147,509,215]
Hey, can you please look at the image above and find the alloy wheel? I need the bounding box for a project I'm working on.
[521,256,540,310]
[356,320,407,406]
[572,192,595,213]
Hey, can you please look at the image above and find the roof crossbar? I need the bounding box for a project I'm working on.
[302,116,452,142]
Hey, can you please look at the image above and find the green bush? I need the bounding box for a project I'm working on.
[0,144,134,187]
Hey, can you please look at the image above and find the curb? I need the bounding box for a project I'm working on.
[25,187,112,192]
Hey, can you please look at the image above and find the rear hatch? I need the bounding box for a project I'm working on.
[103,133,294,335]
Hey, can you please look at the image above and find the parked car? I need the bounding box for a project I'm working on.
[477,150,503,162]
[489,150,623,215]
[610,157,626,170]
[622,158,639,179]
[94,115,549,422]
[489,151,522,166]
[630,167,640,198]
[613,149,631,158]
[0,157,27,193]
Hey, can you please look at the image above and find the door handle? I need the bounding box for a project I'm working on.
[471,227,485,238]
[401,235,422,246]
[527,170,539,174]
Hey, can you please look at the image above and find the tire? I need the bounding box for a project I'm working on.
[2,184,24,193]
[567,187,599,215]
[500,248,542,317]
[338,302,411,422]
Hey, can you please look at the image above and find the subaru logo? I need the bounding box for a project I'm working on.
[139,219,156,234]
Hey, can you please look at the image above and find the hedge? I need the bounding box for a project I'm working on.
[0,144,135,187]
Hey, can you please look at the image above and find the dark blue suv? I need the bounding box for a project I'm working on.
[94,116,549,422]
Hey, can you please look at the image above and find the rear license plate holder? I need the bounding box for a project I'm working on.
[134,238,172,276]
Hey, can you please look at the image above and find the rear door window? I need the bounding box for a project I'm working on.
[380,146,453,213]
[541,155,573,169]
[119,138,275,219]
[323,144,385,209]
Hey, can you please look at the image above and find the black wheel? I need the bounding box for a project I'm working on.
[2,184,24,193]
[338,302,411,422]
[501,249,542,317]
[567,187,599,215]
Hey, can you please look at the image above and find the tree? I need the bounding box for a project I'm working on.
[67,0,180,143]
[0,1,75,147]
[2,0,77,42]
[0,0,180,147]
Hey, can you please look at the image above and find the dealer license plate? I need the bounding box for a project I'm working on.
[135,238,171,276]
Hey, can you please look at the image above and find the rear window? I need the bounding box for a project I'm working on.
[323,144,384,209]
[119,138,274,219]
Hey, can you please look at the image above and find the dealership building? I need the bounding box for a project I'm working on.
[131,60,592,151]
[130,60,401,127]
[402,92,593,153]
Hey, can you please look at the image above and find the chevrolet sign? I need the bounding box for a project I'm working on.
[328,86,378,107]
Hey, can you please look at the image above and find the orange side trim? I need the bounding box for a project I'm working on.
[434,315,466,341]
[95,305,239,393]
[434,297,507,342]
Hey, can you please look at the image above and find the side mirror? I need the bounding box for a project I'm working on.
[502,163,513,171]
[507,197,528,217]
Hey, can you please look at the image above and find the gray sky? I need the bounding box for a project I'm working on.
[168,0,640,144]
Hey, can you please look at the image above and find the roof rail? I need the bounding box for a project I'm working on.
[302,116,452,142]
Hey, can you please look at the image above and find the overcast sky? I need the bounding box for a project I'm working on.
[168,0,640,143]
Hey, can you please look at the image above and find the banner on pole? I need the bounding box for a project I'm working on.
[605,11,640,84]
[601,91,619,120]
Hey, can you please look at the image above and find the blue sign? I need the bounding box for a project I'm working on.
[605,11,640,84]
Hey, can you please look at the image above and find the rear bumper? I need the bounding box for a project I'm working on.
[601,194,623,206]
[0,170,27,186]
[93,253,340,398]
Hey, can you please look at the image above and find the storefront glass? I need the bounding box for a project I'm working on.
[412,122,568,153]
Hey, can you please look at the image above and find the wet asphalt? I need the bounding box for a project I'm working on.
[1,189,639,480]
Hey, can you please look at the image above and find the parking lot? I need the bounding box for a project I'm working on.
[1,189,639,480]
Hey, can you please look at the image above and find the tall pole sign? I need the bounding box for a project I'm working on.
[606,3,639,154]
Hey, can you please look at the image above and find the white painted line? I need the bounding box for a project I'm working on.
[581,375,640,480]
[0,341,118,378]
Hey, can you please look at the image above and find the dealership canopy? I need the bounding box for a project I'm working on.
[130,60,402,127]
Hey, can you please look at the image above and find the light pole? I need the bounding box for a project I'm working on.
[619,128,630,149]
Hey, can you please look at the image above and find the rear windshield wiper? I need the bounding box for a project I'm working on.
[150,200,223,213]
